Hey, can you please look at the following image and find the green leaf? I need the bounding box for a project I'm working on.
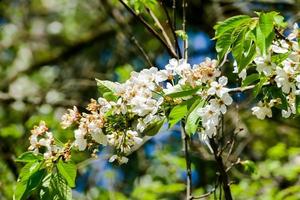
[256,25,266,55]
[15,152,43,163]
[96,79,119,100]
[259,12,276,38]
[253,76,268,98]
[57,160,77,188]
[215,28,233,60]
[18,162,42,182]
[242,73,259,87]
[271,51,290,64]
[15,169,46,200]
[214,15,251,38]
[214,15,252,60]
[166,87,199,98]
[239,43,257,72]
[232,28,246,64]
[14,162,44,200]
[103,91,119,101]
[41,173,72,200]
[168,103,188,128]
[142,118,165,136]
[265,31,275,51]
[185,99,205,135]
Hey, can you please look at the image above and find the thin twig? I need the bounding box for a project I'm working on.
[191,189,216,199]
[102,0,154,67]
[146,7,176,56]
[158,0,182,58]
[182,0,188,59]
[131,36,154,67]
[118,0,178,58]
[227,82,269,93]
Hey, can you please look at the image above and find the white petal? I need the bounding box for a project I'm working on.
[219,76,228,86]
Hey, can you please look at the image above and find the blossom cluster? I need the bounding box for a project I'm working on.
[251,23,300,119]
[26,23,299,164]
[28,121,70,161]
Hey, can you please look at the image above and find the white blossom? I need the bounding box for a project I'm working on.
[275,62,296,94]
[254,55,275,76]
[207,76,229,98]
[165,58,191,76]
[251,101,272,120]
[74,129,87,151]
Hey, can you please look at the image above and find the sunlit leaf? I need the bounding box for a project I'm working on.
[57,160,77,188]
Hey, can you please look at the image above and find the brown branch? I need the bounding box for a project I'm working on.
[101,0,155,68]
[181,121,192,200]
[118,0,178,58]
[146,7,175,55]
[158,0,182,58]
[191,189,216,199]
[209,137,233,200]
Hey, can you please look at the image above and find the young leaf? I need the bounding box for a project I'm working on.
[15,152,43,163]
[96,79,119,99]
[166,87,199,98]
[18,162,42,182]
[175,30,188,40]
[168,103,188,128]
[239,43,257,72]
[253,77,268,98]
[14,162,44,200]
[185,99,205,135]
[242,73,259,87]
[46,173,72,200]
[142,118,165,136]
[214,15,251,38]
[215,29,233,60]
[259,12,276,38]
[57,160,77,188]
[256,25,266,55]
[271,51,290,64]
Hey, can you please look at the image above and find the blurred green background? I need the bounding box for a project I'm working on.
[0,0,300,199]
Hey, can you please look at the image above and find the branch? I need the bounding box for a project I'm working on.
[182,0,188,59]
[181,121,192,200]
[209,137,233,200]
[146,7,176,56]
[191,189,216,199]
[118,0,178,58]
[158,0,182,58]
[227,82,269,93]
[101,0,155,68]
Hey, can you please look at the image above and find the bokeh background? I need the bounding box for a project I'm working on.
[0,0,300,199]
